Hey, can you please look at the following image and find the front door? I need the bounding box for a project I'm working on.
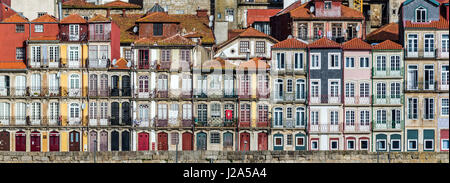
[89,131,97,152]
[122,75,131,96]
[100,131,108,151]
[30,132,41,152]
[49,131,60,152]
[111,131,119,151]
[0,131,9,151]
[69,131,80,151]
[258,132,268,150]
[182,132,193,151]
[15,131,26,151]
[240,132,250,151]
[138,132,149,151]
[111,75,119,96]
[121,131,130,151]
[158,132,168,151]
[196,132,207,150]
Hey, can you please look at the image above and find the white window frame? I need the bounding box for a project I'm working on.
[377,139,387,151]
[442,98,449,116]
[415,7,427,22]
[360,139,369,150]
[310,80,320,98]
[311,111,319,125]
[408,139,418,151]
[407,64,419,90]
[276,52,285,70]
[328,53,340,69]
[424,139,434,151]
[274,136,283,146]
[359,57,369,68]
[442,34,449,53]
[441,65,449,88]
[311,140,319,150]
[424,34,435,57]
[424,98,435,120]
[69,24,80,41]
[329,79,340,98]
[442,139,449,151]
[330,140,339,150]
[294,52,304,70]
[391,139,401,151]
[347,139,355,150]
[310,53,321,69]
[34,24,43,33]
[295,136,305,146]
[407,34,418,56]
[345,57,355,68]
[408,98,419,119]
[286,79,293,93]
[345,82,355,98]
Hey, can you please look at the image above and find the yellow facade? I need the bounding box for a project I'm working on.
[41,131,48,152]
[60,131,68,152]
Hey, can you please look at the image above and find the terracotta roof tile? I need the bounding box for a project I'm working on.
[272,38,308,49]
[404,16,449,29]
[308,37,341,48]
[372,40,403,50]
[88,14,111,22]
[62,0,96,8]
[366,23,399,42]
[102,0,140,8]
[228,29,245,40]
[198,58,236,70]
[217,27,278,49]
[60,14,87,24]
[63,0,140,9]
[110,58,130,70]
[281,1,364,20]
[342,38,372,50]
[110,14,140,43]
[136,12,179,23]
[238,57,270,70]
[31,14,58,23]
[0,61,27,69]
[247,9,281,26]
[135,34,195,46]
[2,13,28,22]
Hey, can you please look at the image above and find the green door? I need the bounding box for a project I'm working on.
[196,132,207,150]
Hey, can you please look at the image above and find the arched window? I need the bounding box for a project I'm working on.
[296,79,306,99]
[69,74,80,89]
[197,104,207,123]
[415,7,426,22]
[139,76,149,93]
[274,107,283,127]
[158,74,168,91]
[89,74,97,92]
[70,103,80,119]
[296,107,305,127]
[286,79,293,93]
[275,79,283,99]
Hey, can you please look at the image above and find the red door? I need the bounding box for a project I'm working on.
[69,131,80,151]
[158,132,168,151]
[49,131,60,152]
[15,131,26,151]
[30,131,41,152]
[182,132,193,151]
[138,132,149,151]
[240,132,250,151]
[258,132,268,150]
[0,131,10,151]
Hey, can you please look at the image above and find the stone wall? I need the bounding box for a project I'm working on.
[0,151,448,163]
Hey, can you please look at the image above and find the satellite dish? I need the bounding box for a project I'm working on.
[126,61,131,68]
[112,59,117,65]
[81,103,86,109]
[133,26,138,33]
[356,25,360,32]
[209,15,214,21]
[310,6,315,13]
[209,22,213,27]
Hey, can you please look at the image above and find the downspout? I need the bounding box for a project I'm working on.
[402,49,406,152]
[307,46,311,150]
[342,48,345,150]
[305,47,310,150]
[371,49,374,152]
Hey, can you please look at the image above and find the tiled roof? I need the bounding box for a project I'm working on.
[199,58,235,70]
[404,16,449,29]
[2,13,28,22]
[366,23,399,42]
[110,14,140,44]
[279,1,364,20]
[62,0,96,8]
[110,58,130,70]
[341,38,372,50]
[238,57,270,70]
[63,0,140,9]
[88,14,111,22]
[308,37,341,49]
[60,14,87,24]
[134,34,195,46]
[147,3,165,13]
[136,12,179,23]
[247,9,281,26]
[217,27,278,49]
[31,14,58,23]
[372,40,403,50]
[272,38,308,49]
[228,29,245,40]
[0,61,27,70]
[102,0,140,8]
[404,0,440,6]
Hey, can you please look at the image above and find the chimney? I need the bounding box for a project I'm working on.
[196,9,208,17]
[122,9,126,17]
[106,8,110,18]
[58,0,63,20]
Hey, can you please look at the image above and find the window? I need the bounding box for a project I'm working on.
[310,53,320,69]
[138,76,149,93]
[37,12,46,17]
[442,34,449,53]
[311,111,319,125]
[34,24,43,32]
[330,81,339,97]
[330,111,338,125]
[0,103,10,122]
[408,98,418,119]
[254,22,270,35]
[153,23,163,36]
[276,53,285,69]
[240,41,249,53]
[390,56,400,71]
[286,79,293,93]
[69,74,80,89]
[95,24,104,34]
[313,23,324,39]
[329,53,340,69]
[391,139,401,150]
[258,105,268,123]
[161,49,171,62]
[442,65,449,86]
[182,75,192,92]
[286,107,292,119]
[169,104,178,121]
[158,104,168,120]
[376,56,386,71]
[294,53,303,70]
[69,24,79,41]
[345,110,355,126]
[89,102,97,120]
[275,79,283,100]
[360,83,369,98]
[424,34,434,55]
[424,139,434,150]
[255,41,265,53]
[415,7,427,22]
[16,48,24,60]
[390,82,401,99]
[345,57,355,68]
[287,134,292,145]
[407,65,418,89]
[241,75,250,96]
[324,1,332,9]
[296,136,304,146]
[274,108,283,126]
[376,82,386,98]
[31,46,41,63]
[171,132,179,145]
[311,81,319,98]
[345,82,355,98]
[210,132,220,144]
[442,99,449,116]
[295,79,306,100]
[311,140,319,150]
[240,104,250,123]
[407,34,418,54]
[49,46,59,62]
[376,110,387,124]
[124,49,132,61]
[377,139,386,151]
[180,49,191,63]
[295,107,305,126]
[31,102,41,121]
[49,102,59,121]
[69,103,80,119]
[182,104,192,120]
[257,75,269,96]
[211,103,221,118]
[197,104,207,122]
[347,140,355,150]
[442,139,449,151]
[347,23,357,40]
[330,140,338,150]
[331,23,342,38]
[158,74,168,91]
[360,57,369,68]
[16,24,24,32]
[100,102,108,119]
[274,136,283,146]
[360,110,370,126]
[210,75,220,90]
[360,140,369,150]
[297,23,307,40]
[31,74,41,91]
[225,9,234,22]
[424,65,435,90]
[408,139,417,151]
[424,98,435,119]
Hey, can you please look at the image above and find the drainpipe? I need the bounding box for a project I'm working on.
[371,50,374,152]
[307,46,311,150]
[342,49,345,150]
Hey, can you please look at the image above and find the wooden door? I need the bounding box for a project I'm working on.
[240,132,250,151]
[0,131,10,151]
[15,131,26,151]
[111,75,119,96]
[122,75,131,96]
[49,131,60,152]
[100,131,108,151]
[111,131,119,151]
[30,131,41,152]
[196,132,207,150]
[138,132,149,151]
[223,132,233,151]
[89,131,97,152]
[121,131,130,151]
[111,102,120,125]
[258,132,268,150]
[182,132,193,151]
[122,102,131,125]
[69,131,80,151]
[157,132,168,151]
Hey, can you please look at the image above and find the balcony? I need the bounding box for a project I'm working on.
[27,59,61,68]
[155,90,168,98]
[2,87,27,97]
[194,89,208,98]
[372,67,404,78]
[156,118,168,127]
[238,91,251,99]
[405,49,438,59]
[372,94,403,105]
[345,96,371,105]
[436,48,449,59]
[0,116,10,125]
[88,59,110,68]
[89,32,111,41]
[13,116,26,125]
[67,118,82,126]
[179,61,192,71]
[208,117,224,127]
[30,117,41,126]
[137,90,151,98]
[68,88,82,97]
[47,116,62,126]
[180,90,192,98]
[60,32,87,42]
[122,87,131,97]
[48,87,60,96]
[0,87,8,97]
[110,88,120,96]
[158,61,170,70]
[239,120,251,127]
[406,81,440,92]
[309,123,343,133]
[257,90,270,98]
[68,59,83,69]
[182,119,193,127]
[134,117,150,127]
[344,123,371,133]
[310,95,341,104]
[373,120,403,131]
[224,89,237,98]
[29,87,42,97]
[273,119,306,128]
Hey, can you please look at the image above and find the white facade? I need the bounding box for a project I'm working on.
[11,0,59,20]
